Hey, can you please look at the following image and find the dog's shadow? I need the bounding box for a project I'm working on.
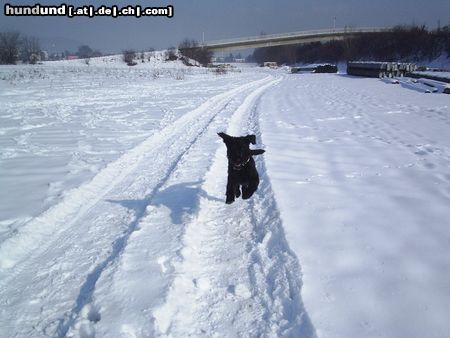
[107,181,221,225]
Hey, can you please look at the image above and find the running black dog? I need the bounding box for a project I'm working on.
[218,132,265,204]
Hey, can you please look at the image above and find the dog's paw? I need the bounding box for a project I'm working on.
[225,198,235,204]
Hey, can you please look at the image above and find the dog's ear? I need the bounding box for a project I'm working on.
[250,149,265,155]
[246,135,256,145]
[218,132,230,142]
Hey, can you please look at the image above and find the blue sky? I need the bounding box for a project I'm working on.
[1,0,449,53]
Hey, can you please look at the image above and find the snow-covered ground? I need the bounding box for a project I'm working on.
[0,58,449,338]
[259,74,450,338]
[0,58,251,240]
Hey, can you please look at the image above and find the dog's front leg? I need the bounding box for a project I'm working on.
[225,179,235,204]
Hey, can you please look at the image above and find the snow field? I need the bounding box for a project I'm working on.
[0,71,274,337]
[0,63,259,238]
[0,72,270,271]
[259,73,450,338]
[1,60,449,338]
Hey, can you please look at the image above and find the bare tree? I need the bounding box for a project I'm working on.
[0,31,21,64]
[178,38,213,66]
[178,38,198,60]
[20,35,41,64]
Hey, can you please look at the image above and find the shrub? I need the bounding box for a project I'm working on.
[165,47,178,61]
[123,49,137,65]
[178,38,213,66]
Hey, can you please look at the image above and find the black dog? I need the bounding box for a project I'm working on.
[218,132,265,204]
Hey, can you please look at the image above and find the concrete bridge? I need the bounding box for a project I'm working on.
[204,27,392,52]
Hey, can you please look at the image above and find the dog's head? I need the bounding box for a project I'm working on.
[218,132,265,169]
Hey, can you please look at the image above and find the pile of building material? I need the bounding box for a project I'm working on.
[347,61,416,78]
[407,71,450,84]
[315,64,338,73]
[263,62,278,69]
[290,64,337,74]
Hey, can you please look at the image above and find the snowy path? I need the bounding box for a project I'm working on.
[152,77,314,337]
[0,73,313,338]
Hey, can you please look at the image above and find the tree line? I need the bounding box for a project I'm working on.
[0,31,42,64]
[252,25,450,65]
[0,30,105,64]
[1,30,214,67]
[121,41,213,67]
[122,39,213,67]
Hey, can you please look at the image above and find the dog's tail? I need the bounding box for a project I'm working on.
[251,149,265,155]
[217,132,228,139]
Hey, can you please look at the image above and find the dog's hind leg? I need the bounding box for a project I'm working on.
[241,181,258,200]
[235,185,241,199]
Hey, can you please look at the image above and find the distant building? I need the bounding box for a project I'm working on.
[67,55,79,60]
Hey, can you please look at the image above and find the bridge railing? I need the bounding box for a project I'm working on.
[204,27,392,47]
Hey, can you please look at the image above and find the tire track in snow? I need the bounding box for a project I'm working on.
[88,112,231,338]
[154,77,316,337]
[53,98,228,337]
[0,76,274,338]
[53,76,275,338]
[85,78,285,338]
[245,86,316,338]
[61,76,280,337]
[0,75,272,273]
